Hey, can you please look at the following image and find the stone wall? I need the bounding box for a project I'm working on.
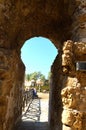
[0,0,86,130]
[0,48,25,130]
[61,40,86,130]
[71,0,86,42]
[49,40,86,130]
[49,52,63,130]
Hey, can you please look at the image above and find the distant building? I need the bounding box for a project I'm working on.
[25,80,31,87]
[30,79,36,86]
[24,79,36,87]
[36,79,44,86]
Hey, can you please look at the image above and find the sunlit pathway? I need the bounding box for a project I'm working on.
[15,93,49,130]
[40,98,49,122]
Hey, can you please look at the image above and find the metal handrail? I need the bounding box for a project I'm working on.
[22,89,33,111]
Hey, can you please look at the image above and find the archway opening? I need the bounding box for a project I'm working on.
[20,36,58,124]
[21,37,57,79]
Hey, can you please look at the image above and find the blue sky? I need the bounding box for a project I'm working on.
[21,37,58,79]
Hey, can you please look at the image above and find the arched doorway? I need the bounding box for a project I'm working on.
[0,12,64,129]
[20,36,58,123]
[21,37,57,78]
[0,1,86,130]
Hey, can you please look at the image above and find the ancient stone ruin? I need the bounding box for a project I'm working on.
[0,0,86,130]
[61,41,86,130]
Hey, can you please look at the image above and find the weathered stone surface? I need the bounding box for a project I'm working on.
[0,1,86,130]
[62,109,75,126]
[71,0,86,42]
[62,40,74,73]
[63,125,74,130]
[0,48,25,130]
[74,42,86,55]
[61,41,86,130]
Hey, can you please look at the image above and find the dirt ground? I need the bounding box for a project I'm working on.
[37,92,49,99]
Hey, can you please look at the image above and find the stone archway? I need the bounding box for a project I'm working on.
[0,1,86,130]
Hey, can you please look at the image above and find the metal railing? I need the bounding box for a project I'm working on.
[14,89,33,126]
[22,89,41,121]
[22,89,33,111]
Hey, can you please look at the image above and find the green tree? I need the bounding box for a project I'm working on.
[48,71,52,81]
[40,75,45,82]
[26,74,30,81]
[29,72,38,80]
[26,71,46,81]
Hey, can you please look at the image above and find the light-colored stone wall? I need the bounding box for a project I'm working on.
[61,41,86,130]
